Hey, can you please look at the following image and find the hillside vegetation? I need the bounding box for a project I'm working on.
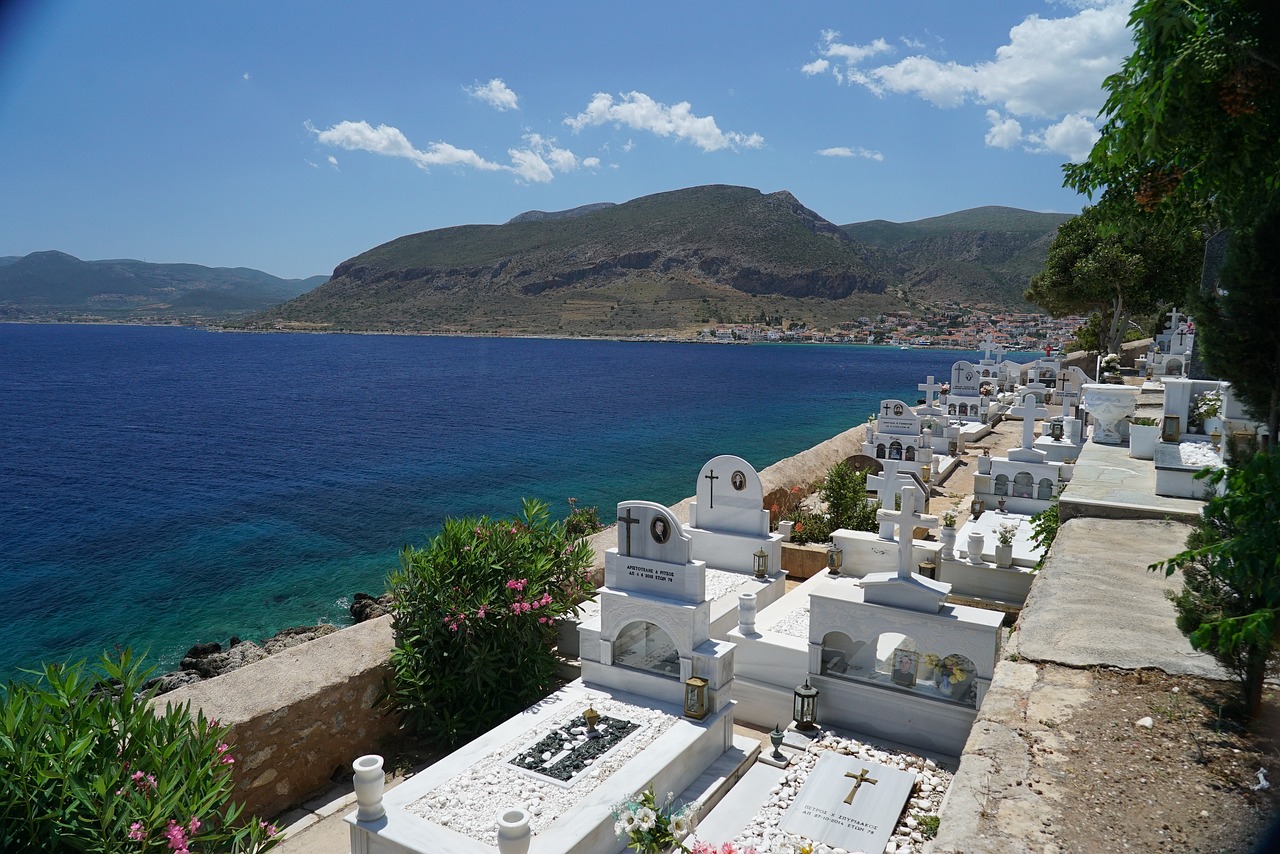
[255,187,1069,335]
[0,251,324,321]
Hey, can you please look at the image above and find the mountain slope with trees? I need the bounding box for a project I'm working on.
[254,186,1070,335]
[0,251,324,321]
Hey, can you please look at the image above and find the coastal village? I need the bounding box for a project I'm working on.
[144,319,1276,854]
[700,307,1086,352]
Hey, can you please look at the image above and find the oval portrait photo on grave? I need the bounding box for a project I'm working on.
[650,516,671,544]
[731,470,746,491]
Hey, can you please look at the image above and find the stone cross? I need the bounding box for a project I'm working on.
[843,768,879,805]
[994,343,1006,364]
[875,484,938,579]
[1166,307,1184,335]
[867,459,909,539]
[1011,393,1050,450]
[981,334,995,363]
[917,375,942,410]
[617,508,639,557]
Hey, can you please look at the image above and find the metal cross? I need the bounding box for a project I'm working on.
[843,768,879,805]
[617,507,639,556]
[704,469,719,509]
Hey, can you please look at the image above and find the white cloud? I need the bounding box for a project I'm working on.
[622,139,635,152]
[900,36,925,50]
[801,58,830,76]
[817,146,884,161]
[564,91,764,152]
[466,78,520,111]
[984,110,1023,148]
[307,121,595,183]
[582,156,601,168]
[242,72,251,81]
[805,2,1132,156]
[1026,112,1101,161]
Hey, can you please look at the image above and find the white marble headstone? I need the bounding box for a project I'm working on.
[950,360,981,397]
[607,500,705,603]
[875,399,921,436]
[779,752,915,854]
[688,455,769,537]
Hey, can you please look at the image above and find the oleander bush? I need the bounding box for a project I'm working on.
[788,462,880,545]
[0,650,279,853]
[386,498,594,743]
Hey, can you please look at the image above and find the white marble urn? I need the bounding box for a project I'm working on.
[1081,383,1140,444]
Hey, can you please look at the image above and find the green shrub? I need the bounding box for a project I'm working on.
[386,498,594,743]
[788,463,880,545]
[563,497,605,542]
[1029,501,1060,571]
[0,650,279,854]
[1151,451,1280,720]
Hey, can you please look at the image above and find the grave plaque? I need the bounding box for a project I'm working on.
[950,360,981,397]
[779,752,915,854]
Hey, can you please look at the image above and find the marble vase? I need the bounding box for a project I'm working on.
[353,754,386,822]
[939,526,957,560]
[496,807,532,854]
[1081,384,1140,444]
[967,530,986,565]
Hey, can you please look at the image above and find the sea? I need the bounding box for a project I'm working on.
[0,323,1033,682]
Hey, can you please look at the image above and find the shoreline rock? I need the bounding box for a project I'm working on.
[146,623,340,695]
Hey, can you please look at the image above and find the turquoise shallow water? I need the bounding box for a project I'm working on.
[0,324,1027,680]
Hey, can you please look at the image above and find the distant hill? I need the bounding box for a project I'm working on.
[0,252,325,321]
[841,206,1074,306]
[249,187,1072,336]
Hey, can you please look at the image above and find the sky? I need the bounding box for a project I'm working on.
[0,1,1137,280]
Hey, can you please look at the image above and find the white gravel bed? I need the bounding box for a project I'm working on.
[688,732,952,854]
[706,567,754,601]
[1178,441,1223,467]
[407,698,677,846]
[769,606,809,638]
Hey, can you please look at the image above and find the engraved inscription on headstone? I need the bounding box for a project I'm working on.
[779,753,915,854]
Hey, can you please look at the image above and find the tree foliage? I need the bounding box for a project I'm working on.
[1150,451,1280,720]
[1063,0,1280,230]
[1025,203,1201,354]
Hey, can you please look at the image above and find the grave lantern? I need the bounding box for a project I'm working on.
[826,542,843,576]
[970,497,985,518]
[1161,415,1181,444]
[1050,420,1065,442]
[683,677,709,720]
[793,679,819,731]
[753,547,769,579]
[582,706,600,734]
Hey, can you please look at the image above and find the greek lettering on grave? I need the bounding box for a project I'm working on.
[605,501,705,603]
[876,399,921,437]
[779,752,915,854]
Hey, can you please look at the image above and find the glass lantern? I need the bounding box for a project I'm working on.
[683,677,709,720]
[826,542,843,576]
[793,679,819,731]
[753,547,769,579]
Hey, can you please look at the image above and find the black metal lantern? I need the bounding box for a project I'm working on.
[753,547,769,579]
[793,679,819,731]
[683,677,709,720]
[826,542,843,576]
[1050,420,1065,442]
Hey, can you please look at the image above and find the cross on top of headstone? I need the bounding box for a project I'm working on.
[980,334,995,363]
[1011,393,1050,450]
[874,484,938,579]
[918,375,942,410]
[1166,307,1184,334]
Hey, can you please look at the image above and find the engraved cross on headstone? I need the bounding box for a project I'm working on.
[1011,393,1050,451]
[843,768,879,805]
[882,401,894,416]
[617,507,639,557]
[704,469,719,509]
[917,375,941,410]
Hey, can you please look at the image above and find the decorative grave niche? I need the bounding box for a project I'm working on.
[579,500,735,712]
[862,399,932,466]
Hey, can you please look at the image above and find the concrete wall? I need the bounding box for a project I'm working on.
[152,615,398,819]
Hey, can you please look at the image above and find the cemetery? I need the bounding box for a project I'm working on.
[173,315,1274,854]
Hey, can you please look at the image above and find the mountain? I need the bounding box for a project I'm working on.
[841,206,1074,306]
[0,252,325,321]
[250,187,1072,336]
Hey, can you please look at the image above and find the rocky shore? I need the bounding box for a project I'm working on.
[147,592,395,694]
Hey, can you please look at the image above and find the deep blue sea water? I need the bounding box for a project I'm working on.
[0,324,1030,681]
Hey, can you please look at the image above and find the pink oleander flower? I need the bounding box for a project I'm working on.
[128,822,146,841]
[187,817,201,835]
[260,820,279,836]
[164,820,190,854]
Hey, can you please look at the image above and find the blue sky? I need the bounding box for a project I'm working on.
[0,1,1135,280]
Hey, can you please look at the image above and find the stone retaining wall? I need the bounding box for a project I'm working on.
[152,614,398,819]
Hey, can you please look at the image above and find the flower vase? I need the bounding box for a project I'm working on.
[496,807,532,854]
[977,454,992,475]
[352,754,386,822]
[939,526,957,561]
[967,530,986,565]
[995,541,1013,568]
